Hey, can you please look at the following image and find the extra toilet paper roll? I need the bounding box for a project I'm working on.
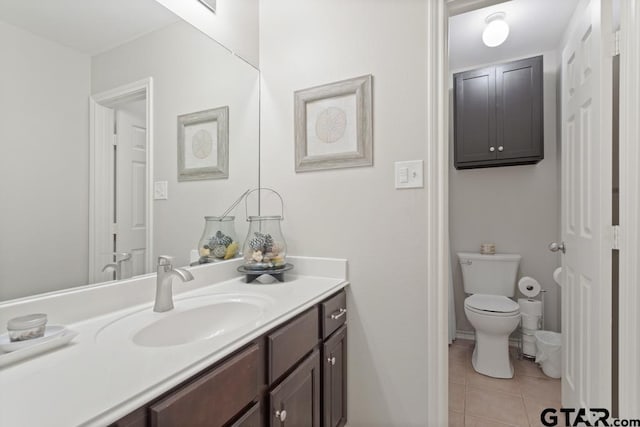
[518,298,543,316]
[518,276,541,298]
[521,314,541,330]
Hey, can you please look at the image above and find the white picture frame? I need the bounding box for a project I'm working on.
[177,106,229,181]
[294,75,373,172]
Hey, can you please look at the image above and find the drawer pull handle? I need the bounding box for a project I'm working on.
[275,409,287,422]
[328,356,336,366]
[330,308,347,320]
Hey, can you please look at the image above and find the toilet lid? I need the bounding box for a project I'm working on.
[465,294,520,313]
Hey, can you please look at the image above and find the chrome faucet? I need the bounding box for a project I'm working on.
[154,256,194,312]
[102,252,132,280]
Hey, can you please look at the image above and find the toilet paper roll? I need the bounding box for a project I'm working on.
[518,298,543,316]
[521,314,541,331]
[522,335,537,357]
[518,276,542,298]
[553,267,563,287]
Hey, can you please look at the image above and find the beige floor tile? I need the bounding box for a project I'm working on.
[449,382,466,413]
[449,410,465,427]
[523,395,562,427]
[450,344,474,364]
[466,368,522,396]
[513,357,547,379]
[465,415,520,427]
[450,360,468,385]
[519,375,561,404]
[455,339,475,347]
[465,385,529,426]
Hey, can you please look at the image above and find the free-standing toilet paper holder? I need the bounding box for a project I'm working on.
[517,289,547,360]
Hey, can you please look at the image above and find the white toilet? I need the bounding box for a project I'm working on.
[458,252,521,378]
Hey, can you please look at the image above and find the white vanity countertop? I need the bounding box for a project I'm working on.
[0,257,348,427]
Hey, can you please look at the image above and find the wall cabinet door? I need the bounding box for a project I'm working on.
[496,56,543,161]
[323,326,347,427]
[269,350,321,427]
[454,55,543,169]
[454,66,497,165]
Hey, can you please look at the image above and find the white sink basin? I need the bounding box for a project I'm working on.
[96,293,274,348]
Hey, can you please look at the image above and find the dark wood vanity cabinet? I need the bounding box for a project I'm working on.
[454,55,543,169]
[110,289,347,427]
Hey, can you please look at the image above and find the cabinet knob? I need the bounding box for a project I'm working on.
[275,409,287,422]
[498,146,504,152]
[327,356,336,366]
[489,146,495,152]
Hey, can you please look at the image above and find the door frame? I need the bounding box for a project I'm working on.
[617,1,640,417]
[89,78,154,282]
[431,0,640,423]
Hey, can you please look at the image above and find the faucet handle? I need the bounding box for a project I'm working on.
[158,256,174,269]
[116,252,132,262]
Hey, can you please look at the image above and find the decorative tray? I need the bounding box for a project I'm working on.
[0,326,78,368]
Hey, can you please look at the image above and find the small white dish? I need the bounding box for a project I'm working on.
[0,325,67,352]
[0,327,78,368]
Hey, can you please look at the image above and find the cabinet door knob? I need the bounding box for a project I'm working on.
[327,356,336,366]
[275,409,287,422]
[498,146,504,152]
[489,146,495,152]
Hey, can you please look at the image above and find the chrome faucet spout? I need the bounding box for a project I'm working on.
[153,256,194,313]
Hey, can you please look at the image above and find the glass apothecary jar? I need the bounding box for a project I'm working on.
[198,216,240,263]
[242,189,287,270]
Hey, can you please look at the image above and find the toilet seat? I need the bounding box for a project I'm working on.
[465,294,520,316]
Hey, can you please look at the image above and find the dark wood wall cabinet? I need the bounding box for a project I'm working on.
[454,55,544,169]
[110,289,348,427]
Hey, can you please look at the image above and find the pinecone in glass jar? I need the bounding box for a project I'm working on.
[210,230,232,248]
[249,232,266,251]
[264,234,274,252]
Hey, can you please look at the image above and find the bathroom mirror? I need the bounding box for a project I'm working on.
[0,0,259,301]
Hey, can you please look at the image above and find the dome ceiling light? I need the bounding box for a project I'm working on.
[482,12,510,47]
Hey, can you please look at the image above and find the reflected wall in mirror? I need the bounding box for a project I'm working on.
[0,0,259,301]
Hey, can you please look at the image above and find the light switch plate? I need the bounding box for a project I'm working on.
[154,181,168,200]
[395,160,424,189]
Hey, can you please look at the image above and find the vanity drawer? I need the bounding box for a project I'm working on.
[321,291,347,339]
[268,306,319,384]
[150,343,260,427]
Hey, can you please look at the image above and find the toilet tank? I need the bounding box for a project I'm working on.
[457,252,521,296]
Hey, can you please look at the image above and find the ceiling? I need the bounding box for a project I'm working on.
[449,0,580,71]
[0,0,180,55]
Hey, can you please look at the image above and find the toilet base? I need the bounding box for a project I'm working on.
[471,332,514,379]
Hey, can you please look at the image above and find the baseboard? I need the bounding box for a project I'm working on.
[455,329,520,347]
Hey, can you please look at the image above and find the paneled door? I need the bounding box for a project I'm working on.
[560,0,612,412]
[115,105,148,276]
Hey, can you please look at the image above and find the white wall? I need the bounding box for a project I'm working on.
[0,21,91,300]
[154,0,259,68]
[259,0,429,425]
[449,51,562,333]
[91,21,259,269]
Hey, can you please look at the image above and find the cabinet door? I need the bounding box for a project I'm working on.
[454,66,497,166]
[323,326,347,427]
[496,56,543,161]
[269,350,321,427]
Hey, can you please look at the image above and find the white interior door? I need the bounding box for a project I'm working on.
[560,0,612,411]
[115,105,148,277]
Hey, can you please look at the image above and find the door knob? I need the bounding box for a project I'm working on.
[328,356,336,366]
[489,146,496,152]
[498,146,504,152]
[275,409,287,422]
[548,242,566,254]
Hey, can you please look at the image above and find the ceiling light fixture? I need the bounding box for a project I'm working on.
[482,12,509,47]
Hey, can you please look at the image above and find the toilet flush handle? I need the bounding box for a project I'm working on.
[548,242,566,254]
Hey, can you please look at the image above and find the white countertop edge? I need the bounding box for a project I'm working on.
[83,279,349,427]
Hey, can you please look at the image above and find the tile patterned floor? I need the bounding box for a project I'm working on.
[449,339,561,427]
